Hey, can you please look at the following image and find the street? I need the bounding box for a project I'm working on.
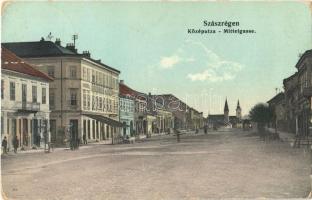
[1,129,311,200]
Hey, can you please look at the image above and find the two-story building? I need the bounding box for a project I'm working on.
[3,39,122,146]
[283,73,299,134]
[1,47,52,150]
[119,80,135,137]
[118,81,156,137]
[296,50,312,138]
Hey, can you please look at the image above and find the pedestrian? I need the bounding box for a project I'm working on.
[174,129,180,143]
[12,135,19,153]
[83,134,87,144]
[2,136,7,154]
[204,125,208,134]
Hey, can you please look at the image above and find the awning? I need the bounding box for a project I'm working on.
[83,113,124,127]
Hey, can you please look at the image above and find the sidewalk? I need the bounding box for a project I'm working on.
[267,128,296,143]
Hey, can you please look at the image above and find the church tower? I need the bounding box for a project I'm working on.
[224,98,229,123]
[236,99,242,120]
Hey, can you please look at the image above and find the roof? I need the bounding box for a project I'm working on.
[283,72,298,84]
[82,113,124,127]
[295,49,312,69]
[119,82,146,100]
[208,114,224,119]
[2,40,120,73]
[236,100,241,110]
[224,99,229,112]
[2,41,75,57]
[1,47,53,81]
[267,92,285,105]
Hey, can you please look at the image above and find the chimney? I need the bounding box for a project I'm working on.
[40,37,45,42]
[120,80,124,84]
[96,59,101,63]
[66,43,77,53]
[55,38,61,46]
[82,50,91,58]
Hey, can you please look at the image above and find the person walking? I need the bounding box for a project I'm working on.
[204,125,208,134]
[83,134,87,145]
[2,136,7,154]
[12,135,19,153]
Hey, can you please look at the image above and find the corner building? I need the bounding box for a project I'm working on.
[3,39,122,145]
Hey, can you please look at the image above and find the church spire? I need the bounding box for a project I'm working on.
[224,98,229,112]
[236,99,241,110]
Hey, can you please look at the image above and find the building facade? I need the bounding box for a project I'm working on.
[296,50,312,138]
[1,47,52,150]
[119,82,135,137]
[3,39,122,146]
[283,73,299,134]
[267,92,287,132]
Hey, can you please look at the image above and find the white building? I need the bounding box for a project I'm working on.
[3,39,122,145]
[1,47,53,150]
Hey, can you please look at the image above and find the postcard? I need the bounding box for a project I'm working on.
[1,1,312,199]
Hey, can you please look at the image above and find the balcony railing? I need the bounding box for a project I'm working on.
[303,87,312,98]
[16,101,40,112]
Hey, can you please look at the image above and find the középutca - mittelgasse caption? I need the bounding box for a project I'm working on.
[187,20,256,34]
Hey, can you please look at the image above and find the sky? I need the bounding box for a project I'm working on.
[2,1,311,117]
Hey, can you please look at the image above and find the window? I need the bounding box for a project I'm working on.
[42,88,46,104]
[99,97,102,109]
[87,92,90,109]
[95,96,99,109]
[10,82,15,101]
[92,96,95,110]
[96,71,99,84]
[47,66,55,78]
[83,67,87,80]
[70,66,77,78]
[32,86,37,103]
[49,90,55,107]
[70,90,77,106]
[1,80,4,99]
[92,70,96,83]
[103,97,106,111]
[83,90,87,108]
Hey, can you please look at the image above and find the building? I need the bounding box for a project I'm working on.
[267,92,287,132]
[283,73,299,134]
[3,39,122,146]
[152,94,203,131]
[118,81,156,137]
[207,99,242,128]
[269,49,312,139]
[153,94,189,130]
[149,94,174,134]
[189,108,204,131]
[296,50,312,138]
[119,81,135,137]
[1,47,53,150]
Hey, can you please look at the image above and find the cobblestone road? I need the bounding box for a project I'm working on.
[1,129,311,199]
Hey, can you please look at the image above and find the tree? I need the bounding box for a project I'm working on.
[249,103,273,136]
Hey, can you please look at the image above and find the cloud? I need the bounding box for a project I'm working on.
[156,40,244,82]
[159,55,181,69]
[185,40,244,82]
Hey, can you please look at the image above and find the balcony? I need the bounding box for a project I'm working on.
[303,87,312,98]
[16,102,40,113]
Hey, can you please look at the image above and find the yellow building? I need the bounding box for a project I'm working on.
[3,39,122,146]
